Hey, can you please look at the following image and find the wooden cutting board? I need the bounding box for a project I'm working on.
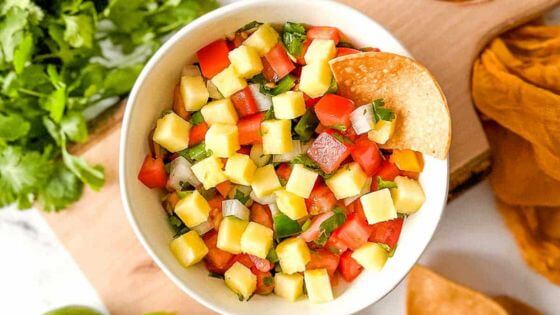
[41,0,559,314]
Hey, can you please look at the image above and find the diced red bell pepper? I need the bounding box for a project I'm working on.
[314,94,355,130]
[306,249,340,278]
[252,269,274,295]
[249,255,274,272]
[307,26,340,45]
[299,211,334,242]
[231,86,259,117]
[276,163,292,182]
[338,250,363,282]
[173,85,189,120]
[196,39,230,79]
[261,57,279,82]
[333,213,371,250]
[307,132,351,174]
[203,231,235,274]
[351,135,382,176]
[138,154,168,189]
[305,181,337,215]
[237,113,264,145]
[336,47,361,57]
[325,229,348,254]
[189,122,208,146]
[250,203,273,229]
[265,43,295,79]
[376,160,400,181]
[216,180,233,197]
[369,218,404,249]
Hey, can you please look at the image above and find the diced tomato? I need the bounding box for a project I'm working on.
[203,231,235,274]
[252,269,274,295]
[276,163,292,182]
[250,203,273,229]
[307,26,340,45]
[216,181,233,197]
[376,160,400,181]
[208,195,224,211]
[305,181,337,215]
[209,206,223,232]
[173,85,189,120]
[249,255,274,272]
[314,94,355,130]
[234,254,254,269]
[334,213,371,250]
[336,47,361,57]
[231,86,259,117]
[306,249,340,278]
[296,39,312,65]
[237,113,264,145]
[307,132,351,174]
[325,229,348,254]
[189,122,208,146]
[346,199,366,222]
[196,39,230,78]
[138,154,168,189]
[261,57,279,82]
[338,250,363,282]
[305,96,321,108]
[265,43,295,79]
[351,136,382,176]
[237,146,251,155]
[315,124,326,134]
[299,211,334,242]
[369,218,404,249]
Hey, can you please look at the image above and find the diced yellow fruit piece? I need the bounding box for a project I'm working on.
[201,99,239,125]
[286,164,319,199]
[276,237,310,274]
[229,45,263,78]
[326,162,368,200]
[390,176,426,214]
[180,75,209,111]
[299,62,332,98]
[304,269,333,303]
[243,23,279,56]
[152,112,191,152]
[272,91,306,120]
[390,149,424,172]
[217,216,249,254]
[205,123,240,158]
[174,190,211,228]
[351,243,388,271]
[275,189,308,220]
[182,64,202,77]
[274,273,304,302]
[261,119,293,155]
[240,222,273,259]
[251,164,281,198]
[191,155,227,189]
[224,153,257,186]
[169,230,208,268]
[367,116,396,144]
[225,262,257,301]
[211,66,247,98]
[360,189,397,225]
[249,143,271,167]
[207,80,223,99]
[304,39,336,64]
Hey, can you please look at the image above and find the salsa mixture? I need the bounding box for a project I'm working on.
[137,21,426,303]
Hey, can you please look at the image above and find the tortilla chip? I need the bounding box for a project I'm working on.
[406,265,507,315]
[492,295,542,315]
[329,52,451,159]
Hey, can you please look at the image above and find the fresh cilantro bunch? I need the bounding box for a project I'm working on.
[0,0,218,211]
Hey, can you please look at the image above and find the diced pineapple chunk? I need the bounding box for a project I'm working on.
[224,153,257,186]
[191,155,227,189]
[272,91,306,120]
[274,273,304,302]
[261,119,293,155]
[180,75,209,111]
[351,243,388,271]
[152,112,191,152]
[326,162,368,200]
[174,191,211,228]
[304,269,333,303]
[225,262,257,301]
[211,66,247,98]
[390,149,424,172]
[304,39,336,64]
[275,189,308,220]
[217,216,249,254]
[169,230,208,268]
[251,164,281,198]
[201,98,239,125]
[240,222,273,259]
[390,176,426,214]
[286,164,319,199]
[360,189,397,225]
[276,237,310,274]
[229,45,263,78]
[368,116,396,144]
[299,62,332,98]
[205,124,240,158]
[243,23,279,56]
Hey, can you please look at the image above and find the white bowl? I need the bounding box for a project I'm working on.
[119,0,449,314]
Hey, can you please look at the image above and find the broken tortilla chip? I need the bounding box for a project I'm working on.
[329,52,451,159]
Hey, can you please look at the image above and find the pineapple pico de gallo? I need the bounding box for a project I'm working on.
[137,21,426,303]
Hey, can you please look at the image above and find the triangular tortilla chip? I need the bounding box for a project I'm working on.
[493,295,542,315]
[329,52,451,159]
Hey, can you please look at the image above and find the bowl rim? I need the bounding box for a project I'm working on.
[119,0,450,313]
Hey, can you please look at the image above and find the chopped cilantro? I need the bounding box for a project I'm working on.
[263,106,275,120]
[266,248,279,263]
[282,22,307,56]
[237,21,262,33]
[294,109,319,142]
[234,189,250,205]
[314,207,346,246]
[330,124,347,132]
[372,99,395,123]
[189,111,205,125]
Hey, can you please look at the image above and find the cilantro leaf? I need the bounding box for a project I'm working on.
[0,113,30,141]
[282,22,306,57]
[372,98,395,123]
[315,207,346,246]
